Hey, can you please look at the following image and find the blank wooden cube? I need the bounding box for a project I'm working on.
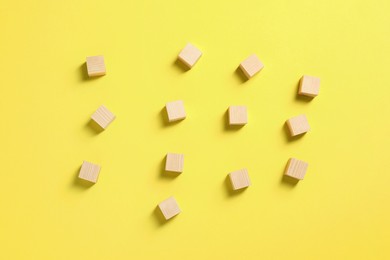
[86,55,106,77]
[158,197,181,220]
[229,168,251,190]
[79,161,101,183]
[178,43,202,69]
[299,75,320,97]
[165,153,184,173]
[91,105,116,129]
[229,106,247,125]
[166,100,186,122]
[284,158,308,180]
[239,54,264,79]
[286,114,310,136]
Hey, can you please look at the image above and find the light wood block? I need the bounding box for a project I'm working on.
[166,100,186,122]
[178,43,202,69]
[165,153,184,173]
[239,54,264,79]
[79,161,101,183]
[299,75,320,97]
[229,106,247,125]
[229,168,251,190]
[284,158,308,180]
[91,105,116,130]
[286,114,310,136]
[158,197,181,220]
[86,55,106,77]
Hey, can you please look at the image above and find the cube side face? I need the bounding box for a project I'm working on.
[299,75,320,97]
[239,54,264,79]
[91,105,116,129]
[79,161,101,183]
[165,153,184,173]
[229,169,251,190]
[166,101,186,122]
[158,197,181,220]
[286,114,310,136]
[229,106,248,125]
[86,55,106,77]
[178,43,202,68]
[285,158,308,180]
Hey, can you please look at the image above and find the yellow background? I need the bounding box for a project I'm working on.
[0,0,389,259]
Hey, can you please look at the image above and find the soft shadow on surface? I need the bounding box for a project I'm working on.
[173,58,190,72]
[282,122,305,143]
[223,109,245,131]
[152,206,167,226]
[85,119,104,135]
[223,175,247,197]
[158,156,181,179]
[295,79,315,102]
[159,107,183,128]
[234,66,249,83]
[72,167,94,189]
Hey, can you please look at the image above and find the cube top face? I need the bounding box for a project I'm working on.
[299,75,320,97]
[86,55,106,77]
[286,114,310,136]
[229,106,247,125]
[239,54,264,79]
[229,168,251,190]
[285,158,308,180]
[166,100,186,122]
[178,43,202,69]
[165,153,184,173]
[79,161,101,183]
[158,197,181,220]
[91,105,116,129]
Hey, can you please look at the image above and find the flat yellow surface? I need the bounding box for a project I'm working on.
[0,0,389,259]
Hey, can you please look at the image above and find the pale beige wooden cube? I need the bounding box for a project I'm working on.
[165,153,184,173]
[166,100,186,122]
[239,54,264,79]
[91,105,116,130]
[158,197,181,220]
[299,75,320,97]
[284,158,308,180]
[229,168,251,190]
[286,114,310,136]
[86,55,106,77]
[229,106,247,125]
[79,161,101,183]
[178,43,202,69]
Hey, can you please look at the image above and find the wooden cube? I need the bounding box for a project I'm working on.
[284,158,308,180]
[239,54,264,79]
[229,106,247,125]
[286,114,310,136]
[299,75,320,97]
[158,197,181,220]
[229,168,251,190]
[79,161,101,183]
[91,105,116,129]
[166,100,186,122]
[86,55,106,77]
[165,153,184,173]
[178,43,202,69]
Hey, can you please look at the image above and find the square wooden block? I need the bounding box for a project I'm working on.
[79,161,101,183]
[166,100,186,122]
[229,168,251,190]
[239,54,264,79]
[178,43,202,69]
[86,55,106,77]
[158,197,181,220]
[229,106,247,125]
[286,114,310,136]
[284,158,308,180]
[165,153,184,173]
[299,75,320,97]
[91,105,116,130]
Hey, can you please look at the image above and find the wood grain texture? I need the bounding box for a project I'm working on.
[299,75,320,97]
[165,153,184,173]
[239,54,264,79]
[286,114,310,136]
[86,55,106,77]
[91,105,116,129]
[158,197,181,220]
[79,161,101,183]
[229,106,247,125]
[166,100,186,122]
[229,168,251,190]
[284,158,308,180]
[177,43,202,68]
